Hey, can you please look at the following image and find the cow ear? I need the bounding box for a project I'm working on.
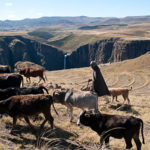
[85,114,90,118]
[53,91,56,96]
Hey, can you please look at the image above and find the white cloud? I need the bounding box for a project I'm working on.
[5,2,13,7]
[36,12,44,17]
[7,13,18,20]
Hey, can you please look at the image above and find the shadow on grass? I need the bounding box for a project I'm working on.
[35,126,84,149]
[109,104,140,115]
[36,137,86,150]
[4,121,80,149]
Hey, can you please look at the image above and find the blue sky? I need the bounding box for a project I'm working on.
[0,0,150,20]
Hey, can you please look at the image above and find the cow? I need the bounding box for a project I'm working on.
[0,94,58,133]
[77,111,145,150]
[0,73,23,89]
[53,90,99,122]
[0,65,11,73]
[0,86,49,100]
[19,67,47,83]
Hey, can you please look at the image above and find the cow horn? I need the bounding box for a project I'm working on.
[53,91,56,96]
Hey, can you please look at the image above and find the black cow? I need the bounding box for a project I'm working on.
[77,111,145,150]
[18,86,49,95]
[0,73,23,89]
[0,65,11,73]
[0,86,49,100]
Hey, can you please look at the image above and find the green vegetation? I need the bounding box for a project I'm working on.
[79,24,128,30]
[28,31,54,39]
[118,24,128,26]
[48,33,99,52]
[79,25,101,30]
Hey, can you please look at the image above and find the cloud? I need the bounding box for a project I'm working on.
[5,2,13,7]
[7,12,18,20]
[36,12,44,17]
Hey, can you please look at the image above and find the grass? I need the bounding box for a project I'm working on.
[1,22,150,53]
[40,22,150,52]
[48,33,99,52]
[0,53,150,149]
[28,31,54,40]
[44,53,150,149]
[1,24,150,148]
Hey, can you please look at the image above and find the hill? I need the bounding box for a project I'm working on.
[1,16,150,70]
[0,53,150,149]
[0,16,101,31]
[46,52,150,95]
[1,15,150,31]
[47,33,99,52]
[26,22,150,53]
[43,53,150,149]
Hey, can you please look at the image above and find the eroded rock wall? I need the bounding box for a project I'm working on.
[0,36,64,70]
[0,36,150,70]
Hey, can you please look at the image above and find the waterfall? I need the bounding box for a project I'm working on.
[64,53,71,69]
[64,55,67,69]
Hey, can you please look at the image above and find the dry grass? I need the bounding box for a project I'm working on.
[0,53,150,149]
[27,22,150,53]
[2,22,150,53]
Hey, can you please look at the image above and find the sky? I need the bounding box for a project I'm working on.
[0,0,150,20]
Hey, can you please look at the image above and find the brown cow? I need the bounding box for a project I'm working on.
[0,94,58,133]
[19,67,47,83]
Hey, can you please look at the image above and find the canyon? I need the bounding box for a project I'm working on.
[0,36,150,70]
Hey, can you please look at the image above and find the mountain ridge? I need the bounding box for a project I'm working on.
[1,16,150,31]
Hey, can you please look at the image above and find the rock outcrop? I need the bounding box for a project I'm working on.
[66,38,150,68]
[0,36,64,70]
[0,36,150,70]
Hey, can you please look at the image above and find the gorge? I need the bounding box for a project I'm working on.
[0,36,150,70]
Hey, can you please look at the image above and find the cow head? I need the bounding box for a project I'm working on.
[77,110,100,126]
[52,90,66,104]
[19,69,25,75]
[77,110,93,126]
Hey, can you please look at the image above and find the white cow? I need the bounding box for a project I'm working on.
[53,90,99,122]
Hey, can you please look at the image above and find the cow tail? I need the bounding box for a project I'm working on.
[140,119,145,144]
[41,86,49,94]
[52,102,59,116]
[21,76,24,87]
[129,86,132,91]
[51,97,59,116]
[44,73,47,81]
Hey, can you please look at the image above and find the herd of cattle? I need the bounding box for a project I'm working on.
[0,64,145,150]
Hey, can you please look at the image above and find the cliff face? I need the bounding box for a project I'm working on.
[113,40,150,61]
[0,36,64,70]
[66,38,150,68]
[0,36,150,70]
